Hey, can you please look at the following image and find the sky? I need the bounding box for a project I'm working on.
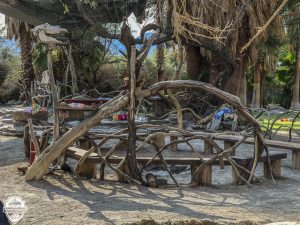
[0,13,4,27]
[0,13,20,53]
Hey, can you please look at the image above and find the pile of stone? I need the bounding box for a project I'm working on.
[0,105,25,137]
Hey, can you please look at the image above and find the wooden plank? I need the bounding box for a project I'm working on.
[55,105,97,111]
[66,147,226,165]
[211,134,300,151]
[66,148,286,167]
[231,153,287,166]
[64,98,110,105]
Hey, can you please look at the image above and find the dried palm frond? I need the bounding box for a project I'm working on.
[172,0,284,65]
[5,16,31,40]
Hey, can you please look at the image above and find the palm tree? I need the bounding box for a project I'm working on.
[5,17,34,103]
[251,33,282,108]
[291,37,300,109]
[174,0,284,106]
[283,0,300,109]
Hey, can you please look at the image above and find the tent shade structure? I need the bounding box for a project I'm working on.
[0,0,147,27]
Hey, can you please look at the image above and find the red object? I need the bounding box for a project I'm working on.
[29,139,40,165]
[118,113,127,121]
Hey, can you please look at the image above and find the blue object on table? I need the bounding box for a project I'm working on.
[214,107,233,119]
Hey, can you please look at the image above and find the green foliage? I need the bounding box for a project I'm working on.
[31,43,48,74]
[0,46,22,81]
[264,45,296,108]
[31,43,62,79]
[274,47,295,87]
[0,42,22,101]
[283,0,300,44]
[71,29,109,87]
[143,47,187,83]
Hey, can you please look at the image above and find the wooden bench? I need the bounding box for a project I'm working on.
[231,152,287,184]
[66,147,286,186]
[192,133,300,169]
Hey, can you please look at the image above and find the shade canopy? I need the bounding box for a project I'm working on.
[0,0,147,27]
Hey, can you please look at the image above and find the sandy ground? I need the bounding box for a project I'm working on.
[1,135,300,225]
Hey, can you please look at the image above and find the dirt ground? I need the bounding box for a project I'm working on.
[1,135,300,225]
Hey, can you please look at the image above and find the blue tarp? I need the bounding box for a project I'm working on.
[214,107,233,119]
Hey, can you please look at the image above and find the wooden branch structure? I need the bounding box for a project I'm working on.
[25,78,273,186]
[23,8,277,186]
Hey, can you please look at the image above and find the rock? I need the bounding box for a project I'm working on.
[146,173,158,188]
[7,100,19,105]
[12,111,31,122]
[2,118,13,124]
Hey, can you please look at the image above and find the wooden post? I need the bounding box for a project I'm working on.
[117,162,127,183]
[150,133,166,149]
[126,45,140,180]
[264,160,281,178]
[76,162,97,179]
[76,138,97,178]
[232,166,244,185]
[169,131,178,151]
[224,140,236,156]
[47,46,60,141]
[292,151,300,169]
[68,45,79,95]
[191,164,212,186]
[204,141,213,154]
